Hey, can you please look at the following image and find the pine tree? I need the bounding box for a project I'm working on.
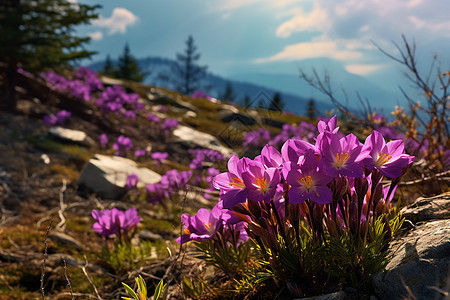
[0,0,99,111]
[220,82,236,102]
[307,98,317,119]
[242,94,251,108]
[115,43,148,82]
[173,35,207,95]
[268,92,284,111]
[102,54,116,77]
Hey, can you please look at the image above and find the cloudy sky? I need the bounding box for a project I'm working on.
[77,0,450,100]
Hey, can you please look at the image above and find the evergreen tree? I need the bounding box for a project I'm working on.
[307,98,317,119]
[268,92,284,111]
[242,94,251,108]
[220,82,236,102]
[0,0,99,111]
[102,54,116,77]
[115,43,148,82]
[173,35,207,95]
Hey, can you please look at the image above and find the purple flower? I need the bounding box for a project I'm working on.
[147,113,161,123]
[281,138,316,164]
[151,152,168,165]
[134,149,147,157]
[213,155,249,208]
[259,145,283,169]
[176,205,223,244]
[241,160,281,203]
[285,150,333,204]
[358,130,414,178]
[99,134,108,148]
[126,173,139,189]
[317,115,339,134]
[161,118,178,134]
[319,132,364,177]
[192,90,211,100]
[112,135,133,156]
[92,208,140,238]
[43,110,71,126]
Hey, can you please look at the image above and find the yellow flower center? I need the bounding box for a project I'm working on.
[335,152,350,168]
[184,228,191,235]
[301,176,313,189]
[255,177,268,192]
[376,153,392,166]
[204,222,211,230]
[229,176,245,188]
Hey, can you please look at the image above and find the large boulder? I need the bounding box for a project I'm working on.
[372,193,450,300]
[172,125,233,156]
[401,192,450,223]
[77,154,161,200]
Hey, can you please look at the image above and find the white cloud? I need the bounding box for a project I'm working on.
[276,4,328,37]
[254,41,362,63]
[257,0,450,64]
[88,31,103,41]
[93,8,138,35]
[345,64,384,75]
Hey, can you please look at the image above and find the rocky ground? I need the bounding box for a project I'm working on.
[0,72,448,300]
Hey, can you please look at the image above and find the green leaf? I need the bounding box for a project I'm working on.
[153,279,166,300]
[136,275,147,298]
[121,282,139,300]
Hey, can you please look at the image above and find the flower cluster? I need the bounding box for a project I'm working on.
[96,85,144,117]
[179,115,415,292]
[243,120,319,150]
[112,135,134,156]
[92,208,140,242]
[177,200,248,246]
[191,90,214,101]
[43,110,72,126]
[41,70,100,101]
[146,169,192,203]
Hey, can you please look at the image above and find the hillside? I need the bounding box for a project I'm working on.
[88,57,336,115]
[0,67,447,300]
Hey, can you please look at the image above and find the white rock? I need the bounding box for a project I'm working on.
[172,125,233,156]
[48,126,94,147]
[78,154,161,200]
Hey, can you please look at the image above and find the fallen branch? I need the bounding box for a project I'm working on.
[41,220,53,300]
[81,255,103,300]
[56,179,68,231]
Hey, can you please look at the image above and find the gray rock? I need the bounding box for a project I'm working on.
[77,154,161,200]
[48,126,94,147]
[401,192,450,223]
[147,91,198,112]
[48,231,83,250]
[372,218,450,300]
[100,76,125,86]
[139,230,163,241]
[172,125,233,156]
[217,110,257,126]
[262,116,286,128]
[294,290,346,300]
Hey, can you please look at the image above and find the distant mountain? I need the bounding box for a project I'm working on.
[230,58,404,115]
[88,57,335,116]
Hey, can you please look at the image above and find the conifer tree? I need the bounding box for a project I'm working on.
[0,0,99,111]
[268,92,284,111]
[220,82,236,102]
[307,98,317,119]
[102,54,116,77]
[173,35,207,95]
[115,43,148,82]
[242,94,251,108]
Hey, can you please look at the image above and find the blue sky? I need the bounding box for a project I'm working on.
[76,0,450,102]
